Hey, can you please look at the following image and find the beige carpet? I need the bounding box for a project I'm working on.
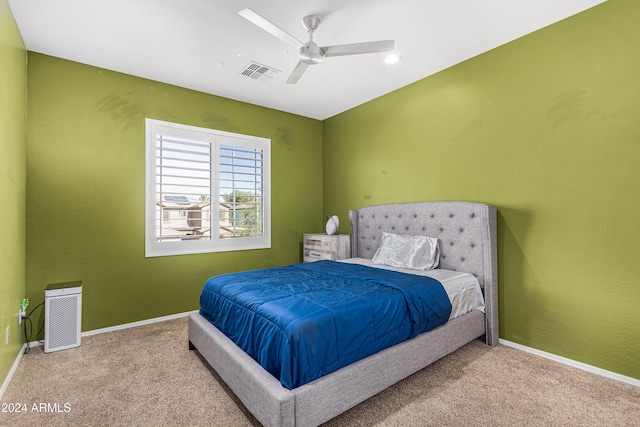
[1,317,639,427]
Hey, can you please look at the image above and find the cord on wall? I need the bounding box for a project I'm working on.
[22,302,44,354]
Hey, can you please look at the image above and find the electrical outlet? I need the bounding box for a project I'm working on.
[18,309,23,325]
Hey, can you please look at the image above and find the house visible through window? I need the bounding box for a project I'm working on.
[145,119,270,257]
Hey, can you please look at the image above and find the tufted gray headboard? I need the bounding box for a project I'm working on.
[349,201,498,345]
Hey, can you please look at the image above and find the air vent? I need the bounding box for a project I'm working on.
[240,61,280,82]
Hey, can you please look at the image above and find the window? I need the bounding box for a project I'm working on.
[145,119,270,257]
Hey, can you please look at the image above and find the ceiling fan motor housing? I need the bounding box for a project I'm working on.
[300,41,324,64]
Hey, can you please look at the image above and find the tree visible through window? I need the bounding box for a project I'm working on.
[221,190,262,237]
[145,119,270,257]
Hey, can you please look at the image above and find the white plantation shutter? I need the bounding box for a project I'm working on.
[219,143,265,239]
[146,119,270,257]
[155,132,213,243]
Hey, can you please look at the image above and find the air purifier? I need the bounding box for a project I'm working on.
[44,281,82,353]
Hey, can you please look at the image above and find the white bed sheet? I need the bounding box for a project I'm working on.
[338,257,485,319]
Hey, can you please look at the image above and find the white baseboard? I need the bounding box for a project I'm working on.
[81,310,198,337]
[500,339,640,388]
[26,310,198,348]
[0,343,27,401]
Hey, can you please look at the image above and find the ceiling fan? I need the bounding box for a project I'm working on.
[238,8,395,84]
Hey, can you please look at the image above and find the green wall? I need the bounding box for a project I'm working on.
[26,53,323,331]
[323,0,640,380]
[0,0,26,389]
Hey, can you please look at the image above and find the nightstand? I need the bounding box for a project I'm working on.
[303,233,351,263]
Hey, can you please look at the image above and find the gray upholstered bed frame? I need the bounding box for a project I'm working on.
[188,201,498,426]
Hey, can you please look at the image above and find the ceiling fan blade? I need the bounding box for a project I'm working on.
[322,40,395,57]
[286,62,309,84]
[238,8,304,49]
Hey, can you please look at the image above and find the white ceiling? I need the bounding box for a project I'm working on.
[9,0,605,120]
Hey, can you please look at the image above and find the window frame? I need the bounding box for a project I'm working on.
[145,118,271,257]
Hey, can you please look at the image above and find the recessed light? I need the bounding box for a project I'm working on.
[385,54,400,65]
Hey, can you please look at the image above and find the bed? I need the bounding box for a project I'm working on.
[188,201,498,426]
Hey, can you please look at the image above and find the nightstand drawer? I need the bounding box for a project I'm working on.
[303,250,334,262]
[303,236,334,250]
[302,233,351,262]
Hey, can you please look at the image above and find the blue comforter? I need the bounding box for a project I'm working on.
[199,260,452,389]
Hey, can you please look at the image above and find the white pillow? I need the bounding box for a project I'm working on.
[371,232,440,271]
